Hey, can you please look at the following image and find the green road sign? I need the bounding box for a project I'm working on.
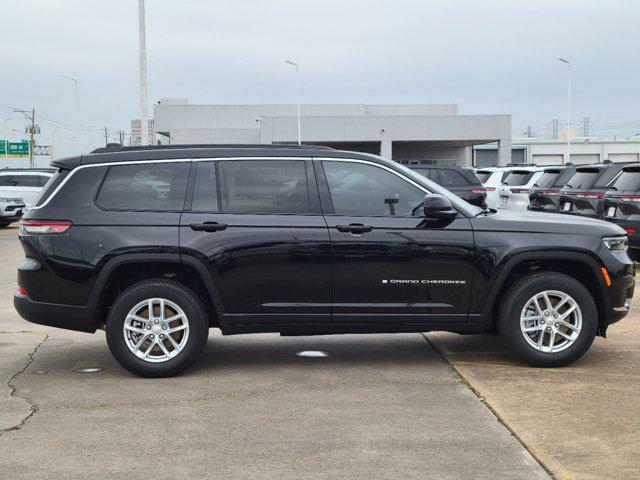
[0,140,30,157]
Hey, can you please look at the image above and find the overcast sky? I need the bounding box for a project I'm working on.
[2,0,639,157]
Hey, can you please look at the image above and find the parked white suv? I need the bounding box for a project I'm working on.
[498,167,545,211]
[0,169,54,209]
[0,195,26,227]
[475,167,518,209]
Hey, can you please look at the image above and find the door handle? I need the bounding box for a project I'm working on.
[190,222,228,232]
[336,223,373,234]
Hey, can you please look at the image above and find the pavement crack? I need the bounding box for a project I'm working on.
[1,333,49,435]
[420,332,555,479]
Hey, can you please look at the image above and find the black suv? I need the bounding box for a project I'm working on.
[407,165,487,207]
[14,145,634,377]
[528,165,576,213]
[559,162,629,218]
[603,165,640,261]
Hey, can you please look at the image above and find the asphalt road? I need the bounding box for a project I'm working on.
[2,221,629,479]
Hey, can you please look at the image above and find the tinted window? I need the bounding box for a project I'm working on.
[533,171,560,188]
[611,171,640,191]
[438,169,470,188]
[411,168,432,180]
[0,174,40,187]
[500,171,512,182]
[35,170,68,207]
[502,171,534,186]
[37,175,52,187]
[192,162,219,211]
[552,167,576,188]
[594,165,625,188]
[564,170,599,189]
[96,162,189,211]
[218,160,309,214]
[475,171,492,183]
[323,161,425,216]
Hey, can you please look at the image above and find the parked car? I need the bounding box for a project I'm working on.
[559,162,631,219]
[408,164,486,207]
[14,144,634,377]
[603,165,640,261]
[528,165,576,213]
[475,167,515,209]
[0,169,55,209]
[0,195,26,227]
[497,167,545,211]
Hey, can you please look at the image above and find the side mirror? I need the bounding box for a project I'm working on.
[423,194,457,219]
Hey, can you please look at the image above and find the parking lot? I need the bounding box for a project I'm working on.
[0,223,638,479]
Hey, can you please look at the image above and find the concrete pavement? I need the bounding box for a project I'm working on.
[0,226,548,479]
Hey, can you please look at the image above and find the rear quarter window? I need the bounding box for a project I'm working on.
[96,162,190,211]
[34,170,69,207]
[534,171,560,188]
[594,165,625,188]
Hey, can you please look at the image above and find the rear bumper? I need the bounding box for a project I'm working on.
[13,291,97,333]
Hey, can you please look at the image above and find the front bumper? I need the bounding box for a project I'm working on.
[604,255,635,326]
[1,203,26,220]
[14,290,97,333]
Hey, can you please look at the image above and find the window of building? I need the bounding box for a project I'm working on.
[96,162,189,211]
[218,160,310,214]
[323,161,425,216]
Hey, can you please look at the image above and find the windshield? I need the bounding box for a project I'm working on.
[394,162,483,216]
[502,171,534,186]
[475,171,492,183]
[564,170,599,189]
[611,171,640,191]
[533,171,560,188]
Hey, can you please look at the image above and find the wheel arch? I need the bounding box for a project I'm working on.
[482,250,610,335]
[89,253,225,330]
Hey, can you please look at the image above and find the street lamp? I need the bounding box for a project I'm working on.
[62,74,80,154]
[558,58,571,164]
[285,60,301,145]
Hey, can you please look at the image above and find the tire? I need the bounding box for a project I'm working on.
[0,221,10,228]
[106,279,209,377]
[497,271,597,367]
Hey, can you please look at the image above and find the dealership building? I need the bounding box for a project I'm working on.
[152,99,512,166]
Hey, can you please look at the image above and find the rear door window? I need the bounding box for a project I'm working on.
[218,160,310,214]
[502,171,534,186]
[96,162,190,211]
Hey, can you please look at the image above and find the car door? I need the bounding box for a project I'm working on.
[316,158,475,324]
[180,158,332,326]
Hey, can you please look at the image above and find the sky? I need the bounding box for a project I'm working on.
[1,0,639,158]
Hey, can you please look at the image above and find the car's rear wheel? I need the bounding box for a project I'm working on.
[106,279,209,377]
[498,272,597,367]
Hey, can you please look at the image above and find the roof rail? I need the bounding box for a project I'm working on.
[89,143,335,154]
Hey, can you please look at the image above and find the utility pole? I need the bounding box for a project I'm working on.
[118,130,126,145]
[103,126,109,145]
[138,0,149,146]
[15,108,37,168]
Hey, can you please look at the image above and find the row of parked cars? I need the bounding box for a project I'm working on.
[0,168,55,227]
[474,161,640,260]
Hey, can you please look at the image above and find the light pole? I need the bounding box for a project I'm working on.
[62,74,80,154]
[3,117,11,160]
[285,60,301,145]
[138,0,149,146]
[558,58,571,164]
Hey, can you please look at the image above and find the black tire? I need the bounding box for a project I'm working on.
[497,271,597,367]
[106,279,209,377]
[0,221,11,228]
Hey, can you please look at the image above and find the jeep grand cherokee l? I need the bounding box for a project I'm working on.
[14,145,635,377]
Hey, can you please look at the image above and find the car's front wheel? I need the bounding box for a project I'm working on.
[498,272,597,367]
[106,279,209,377]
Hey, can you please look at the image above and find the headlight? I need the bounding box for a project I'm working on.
[602,236,628,252]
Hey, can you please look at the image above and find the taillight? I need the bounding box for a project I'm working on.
[575,192,604,199]
[539,190,560,196]
[485,187,496,192]
[20,220,72,235]
[627,228,637,234]
[471,188,486,194]
[17,285,27,296]
[619,196,640,202]
[511,188,530,194]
